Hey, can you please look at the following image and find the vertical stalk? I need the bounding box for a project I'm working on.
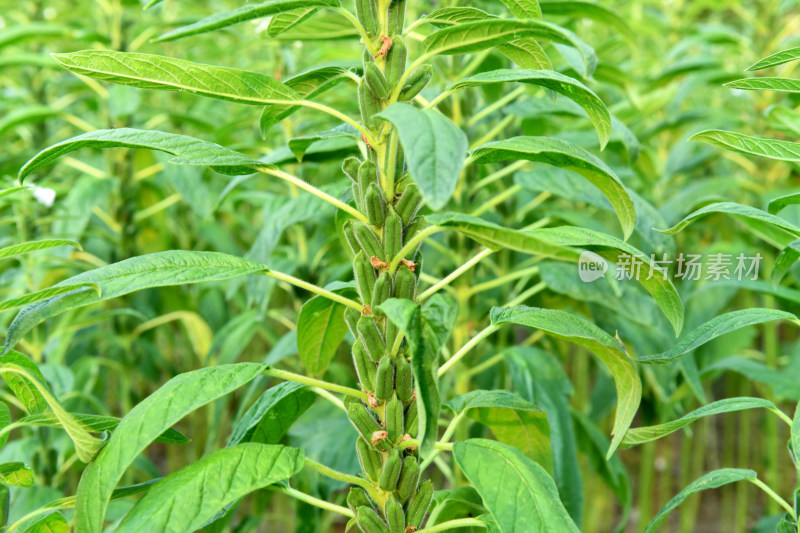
[764,295,779,514]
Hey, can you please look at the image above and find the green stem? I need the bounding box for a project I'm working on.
[417,248,494,302]
[311,387,346,412]
[471,160,527,192]
[304,458,375,494]
[418,518,487,532]
[387,225,444,273]
[749,478,796,519]
[271,486,354,518]
[333,7,376,56]
[466,86,526,128]
[438,324,501,377]
[264,368,367,402]
[264,270,363,312]
[466,265,539,296]
[296,100,378,148]
[469,115,516,150]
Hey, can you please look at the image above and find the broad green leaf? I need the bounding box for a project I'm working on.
[660,201,800,247]
[639,309,799,364]
[470,136,636,239]
[0,403,9,450]
[74,363,266,533]
[153,0,340,42]
[268,9,321,36]
[772,240,800,286]
[0,284,99,313]
[4,251,269,353]
[379,295,457,454]
[453,439,579,533]
[448,70,611,147]
[423,19,596,77]
[52,51,299,106]
[540,0,636,44]
[0,239,80,261]
[498,0,542,19]
[622,397,778,447]
[0,462,34,487]
[22,512,68,533]
[297,296,347,377]
[19,481,158,523]
[288,124,357,162]
[644,469,757,533]
[17,412,189,445]
[117,444,303,532]
[769,192,800,215]
[748,46,800,71]
[228,382,316,446]
[0,106,61,137]
[691,130,800,161]
[491,306,641,456]
[20,128,265,182]
[1,351,47,414]
[376,103,468,210]
[271,10,359,40]
[421,7,493,26]
[497,38,552,70]
[445,390,552,472]
[725,77,800,93]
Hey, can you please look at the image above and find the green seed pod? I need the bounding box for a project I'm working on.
[343,157,361,182]
[394,145,405,183]
[385,394,404,443]
[358,316,386,361]
[383,208,403,260]
[375,356,395,400]
[359,78,382,131]
[347,486,374,514]
[405,400,418,437]
[385,319,398,350]
[345,307,362,338]
[355,0,378,37]
[354,251,376,304]
[384,494,406,533]
[378,448,402,491]
[395,358,414,403]
[353,339,376,391]
[384,38,407,87]
[394,183,422,227]
[358,160,379,194]
[343,220,360,256]
[394,265,417,301]
[406,480,434,529]
[357,506,390,533]
[348,402,382,443]
[365,61,390,100]
[366,183,386,227]
[354,223,385,261]
[371,271,393,315]
[399,64,433,102]
[388,0,406,35]
[356,436,383,483]
[396,456,420,502]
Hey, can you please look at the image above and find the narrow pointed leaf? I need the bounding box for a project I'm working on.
[0,284,99,313]
[0,351,47,414]
[769,192,800,215]
[23,512,68,533]
[748,46,800,70]
[499,0,542,19]
[725,77,800,93]
[268,9,321,36]
[297,296,347,377]
[74,363,266,533]
[772,240,800,286]
[0,239,80,260]
[421,7,494,26]
[540,0,636,43]
[0,403,9,450]
[18,412,189,444]
[0,462,34,487]
[228,382,316,446]
[691,130,800,161]
[153,0,340,42]
[491,306,641,456]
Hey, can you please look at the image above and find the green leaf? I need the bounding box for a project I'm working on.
[22,512,69,533]
[153,0,340,42]
[448,70,611,147]
[423,19,596,77]
[20,128,265,182]
[772,240,800,286]
[17,412,189,445]
[748,46,800,70]
[725,77,800,93]
[376,103,468,211]
[0,351,47,414]
[288,125,357,162]
[769,193,800,215]
[74,363,266,533]
[491,306,641,456]
[4,251,268,354]
[644,469,757,533]
[0,462,34,487]
[52,51,299,106]
[445,390,552,473]
[268,9,321,36]
[379,295,458,454]
[0,284,99,313]
[0,402,9,450]
[421,7,494,27]
[470,136,636,239]
[0,239,80,261]
[498,0,542,19]
[792,402,800,480]
[117,444,303,532]
[690,130,800,161]
[540,0,636,44]
[229,382,316,446]
[297,296,348,377]
[0,106,61,137]
[622,397,778,448]
[639,309,799,364]
[453,439,579,533]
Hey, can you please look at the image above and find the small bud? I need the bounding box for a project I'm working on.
[371,430,389,446]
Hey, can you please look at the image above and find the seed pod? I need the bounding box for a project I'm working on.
[354,251,376,304]
[358,160,379,193]
[359,78,382,131]
[396,456,420,502]
[379,448,402,491]
[358,316,386,361]
[347,486,374,514]
[394,265,417,301]
[348,402,382,443]
[366,183,386,227]
[371,271,393,314]
[357,505,390,533]
[354,222,385,260]
[385,394,404,443]
[388,0,406,35]
[385,319,399,350]
[355,0,378,37]
[404,401,418,437]
[375,356,395,400]
[343,157,361,182]
[394,183,422,227]
[343,220,360,256]
[406,480,433,529]
[384,38,406,87]
[385,494,406,533]
[394,145,405,182]
[395,358,414,403]
[383,208,403,260]
[365,61,390,100]
[353,339,376,391]
[345,307,362,338]
[399,64,433,102]
[356,436,383,483]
